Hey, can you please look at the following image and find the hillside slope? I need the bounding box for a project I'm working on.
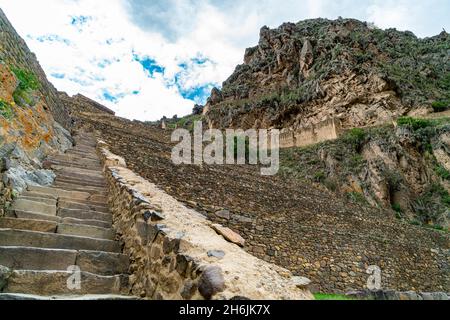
[68,103,449,294]
[204,18,450,130]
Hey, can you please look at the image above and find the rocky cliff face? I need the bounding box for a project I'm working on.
[280,117,450,230]
[204,18,450,130]
[0,9,73,216]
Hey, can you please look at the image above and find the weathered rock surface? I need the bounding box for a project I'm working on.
[204,18,450,131]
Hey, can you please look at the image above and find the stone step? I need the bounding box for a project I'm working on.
[54,172,105,183]
[16,196,57,206]
[61,217,112,229]
[64,151,98,160]
[0,216,112,239]
[47,160,102,171]
[0,218,57,233]
[0,229,120,253]
[21,191,57,200]
[51,165,105,178]
[58,208,112,223]
[2,270,129,296]
[53,182,107,195]
[76,250,129,276]
[59,200,109,214]
[0,247,128,275]
[0,293,138,300]
[9,211,111,229]
[48,154,100,163]
[55,177,106,188]
[57,223,114,240]
[59,197,108,208]
[89,195,108,203]
[11,210,61,223]
[27,186,90,201]
[11,199,56,216]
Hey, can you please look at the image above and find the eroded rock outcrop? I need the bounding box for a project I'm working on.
[204,18,450,130]
[0,9,73,216]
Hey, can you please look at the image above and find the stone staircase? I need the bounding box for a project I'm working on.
[0,133,135,300]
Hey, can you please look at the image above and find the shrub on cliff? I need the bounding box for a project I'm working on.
[397,117,432,131]
[11,67,39,107]
[0,100,14,120]
[11,67,40,91]
[432,100,450,113]
[342,128,366,151]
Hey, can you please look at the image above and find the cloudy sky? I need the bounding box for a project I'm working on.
[0,0,449,121]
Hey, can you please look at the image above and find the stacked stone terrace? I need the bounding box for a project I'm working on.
[75,110,450,294]
[0,132,132,299]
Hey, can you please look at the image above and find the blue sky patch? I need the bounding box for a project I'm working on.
[71,15,92,28]
[51,73,65,79]
[102,90,118,102]
[179,84,214,105]
[35,34,71,45]
[133,53,165,77]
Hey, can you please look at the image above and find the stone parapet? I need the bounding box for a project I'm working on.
[96,141,313,300]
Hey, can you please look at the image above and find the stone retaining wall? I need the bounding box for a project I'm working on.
[205,208,450,294]
[97,140,313,300]
[279,117,342,149]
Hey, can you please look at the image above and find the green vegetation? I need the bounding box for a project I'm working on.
[432,100,450,113]
[11,67,40,91]
[435,165,450,180]
[346,192,367,204]
[342,128,366,151]
[0,99,14,120]
[397,117,432,131]
[412,183,449,227]
[392,203,402,213]
[314,293,354,301]
[10,67,40,107]
[13,88,35,107]
[313,170,326,183]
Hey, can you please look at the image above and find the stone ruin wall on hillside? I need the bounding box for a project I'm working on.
[97,140,313,300]
[279,117,342,149]
[205,207,450,294]
[58,93,115,124]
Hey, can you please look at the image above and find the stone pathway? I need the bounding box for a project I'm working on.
[0,132,134,300]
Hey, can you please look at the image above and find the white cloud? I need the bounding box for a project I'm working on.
[0,0,448,121]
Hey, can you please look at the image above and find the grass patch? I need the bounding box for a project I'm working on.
[342,128,366,151]
[346,192,367,204]
[0,99,14,120]
[10,67,40,107]
[432,100,450,113]
[392,203,402,213]
[314,293,354,300]
[397,116,432,131]
[11,67,40,91]
[435,165,450,180]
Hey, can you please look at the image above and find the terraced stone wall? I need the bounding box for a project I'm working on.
[97,141,313,300]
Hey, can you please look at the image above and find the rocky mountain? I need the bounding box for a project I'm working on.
[203,18,450,130]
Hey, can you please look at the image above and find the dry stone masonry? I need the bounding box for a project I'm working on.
[97,140,313,300]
